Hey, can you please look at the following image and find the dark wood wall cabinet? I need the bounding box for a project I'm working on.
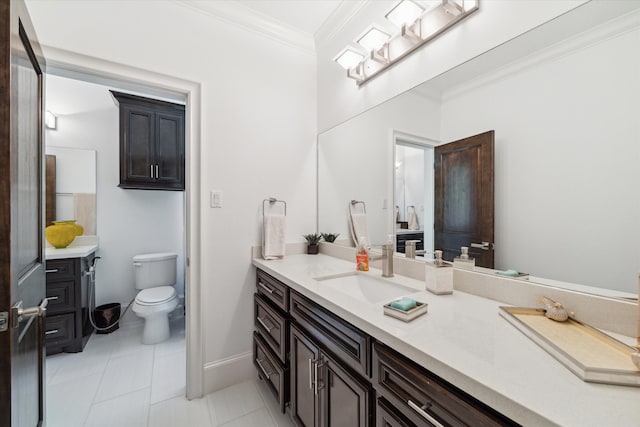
[45,255,95,355]
[111,91,185,191]
[254,268,519,427]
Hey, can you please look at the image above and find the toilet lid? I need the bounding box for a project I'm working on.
[136,286,177,306]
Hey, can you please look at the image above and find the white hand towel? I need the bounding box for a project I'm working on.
[262,214,286,260]
[73,193,96,235]
[349,212,370,247]
[407,210,419,230]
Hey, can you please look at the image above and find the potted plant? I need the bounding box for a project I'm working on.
[303,233,322,254]
[321,233,340,243]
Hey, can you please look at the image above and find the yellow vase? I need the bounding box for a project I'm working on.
[46,220,83,249]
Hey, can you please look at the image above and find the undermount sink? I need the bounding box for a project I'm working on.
[314,271,417,304]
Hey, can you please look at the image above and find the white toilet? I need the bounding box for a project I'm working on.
[131,252,179,344]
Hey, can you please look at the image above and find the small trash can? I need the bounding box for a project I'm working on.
[94,303,121,334]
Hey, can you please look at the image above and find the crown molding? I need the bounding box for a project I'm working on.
[174,0,316,54]
[314,0,371,49]
[442,7,640,102]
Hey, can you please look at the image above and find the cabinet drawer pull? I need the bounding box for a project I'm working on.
[45,329,59,335]
[255,357,272,380]
[257,315,276,333]
[408,400,443,427]
[258,282,273,294]
[155,164,159,179]
[46,296,59,302]
[150,164,154,178]
[45,269,59,274]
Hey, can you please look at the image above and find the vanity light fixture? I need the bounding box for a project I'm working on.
[356,26,391,64]
[45,110,57,130]
[333,47,366,83]
[335,0,479,86]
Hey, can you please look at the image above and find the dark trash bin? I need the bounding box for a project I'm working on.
[94,303,121,334]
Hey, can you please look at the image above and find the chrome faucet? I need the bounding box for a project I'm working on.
[369,242,394,277]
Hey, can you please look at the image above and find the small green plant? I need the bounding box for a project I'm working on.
[303,233,322,245]
[321,233,340,243]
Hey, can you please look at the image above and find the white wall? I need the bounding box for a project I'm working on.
[44,75,186,304]
[441,27,640,292]
[26,0,317,390]
[316,0,588,132]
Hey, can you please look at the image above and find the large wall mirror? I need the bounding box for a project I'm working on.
[318,2,640,294]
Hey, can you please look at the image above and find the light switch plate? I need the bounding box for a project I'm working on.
[210,190,222,208]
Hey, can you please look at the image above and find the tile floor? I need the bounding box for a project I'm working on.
[45,318,294,427]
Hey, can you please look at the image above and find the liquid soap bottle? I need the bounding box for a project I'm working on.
[356,236,369,271]
[425,250,453,295]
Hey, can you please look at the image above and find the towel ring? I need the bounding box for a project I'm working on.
[349,200,366,214]
[263,197,287,216]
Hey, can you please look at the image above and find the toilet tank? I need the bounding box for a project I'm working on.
[133,253,177,289]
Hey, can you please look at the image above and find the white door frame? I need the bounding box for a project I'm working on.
[42,46,204,399]
[388,129,439,250]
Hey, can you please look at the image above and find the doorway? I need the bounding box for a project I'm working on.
[43,72,190,423]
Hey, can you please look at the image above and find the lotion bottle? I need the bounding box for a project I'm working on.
[355,236,369,271]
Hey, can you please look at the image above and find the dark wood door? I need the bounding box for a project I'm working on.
[290,324,320,427]
[320,352,371,427]
[0,1,47,426]
[435,131,494,268]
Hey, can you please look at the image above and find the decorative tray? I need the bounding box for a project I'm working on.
[499,307,640,387]
[383,301,428,322]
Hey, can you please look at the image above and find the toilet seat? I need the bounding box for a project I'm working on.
[135,286,177,306]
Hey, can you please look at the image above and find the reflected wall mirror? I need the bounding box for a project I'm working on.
[45,146,97,235]
[318,2,640,294]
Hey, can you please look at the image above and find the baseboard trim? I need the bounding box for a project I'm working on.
[203,351,254,395]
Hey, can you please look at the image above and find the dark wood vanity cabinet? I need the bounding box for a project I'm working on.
[396,232,424,254]
[111,91,185,191]
[373,342,518,427]
[290,323,372,427]
[45,255,95,355]
[254,268,517,427]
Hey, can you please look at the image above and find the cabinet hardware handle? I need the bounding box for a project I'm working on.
[45,269,59,274]
[258,282,273,294]
[470,241,491,250]
[45,329,59,335]
[255,357,272,380]
[46,296,59,302]
[408,400,443,427]
[314,359,325,395]
[257,315,276,333]
[308,358,314,390]
[155,164,159,179]
[150,164,154,178]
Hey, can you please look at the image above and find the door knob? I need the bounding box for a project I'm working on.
[470,241,492,250]
[11,298,48,328]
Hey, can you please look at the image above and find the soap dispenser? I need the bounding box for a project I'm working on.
[355,236,369,271]
[425,250,453,295]
[453,246,475,270]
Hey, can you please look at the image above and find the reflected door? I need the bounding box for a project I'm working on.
[435,131,494,268]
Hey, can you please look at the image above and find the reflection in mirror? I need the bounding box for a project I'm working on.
[45,146,97,235]
[318,4,640,294]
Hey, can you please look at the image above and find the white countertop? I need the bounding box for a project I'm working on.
[46,236,98,260]
[252,253,640,427]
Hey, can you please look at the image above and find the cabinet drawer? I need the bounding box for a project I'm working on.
[253,331,287,413]
[256,270,289,312]
[377,397,416,427]
[45,313,75,348]
[46,279,76,315]
[254,293,288,364]
[373,343,518,427]
[290,290,370,378]
[45,258,77,280]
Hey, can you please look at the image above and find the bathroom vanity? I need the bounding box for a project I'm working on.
[252,252,640,426]
[45,243,98,355]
